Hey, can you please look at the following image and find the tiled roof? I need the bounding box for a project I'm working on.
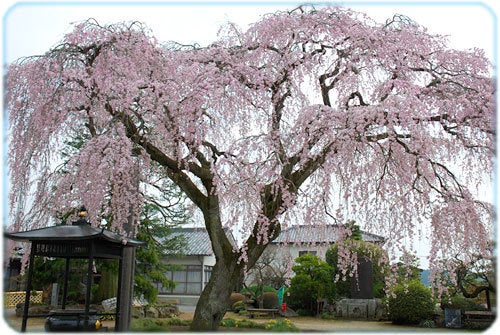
[171,227,214,256]
[272,224,385,244]
[170,227,237,256]
[171,224,384,256]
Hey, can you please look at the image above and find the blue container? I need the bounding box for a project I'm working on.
[444,308,461,328]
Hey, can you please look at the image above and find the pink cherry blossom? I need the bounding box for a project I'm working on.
[6,7,494,330]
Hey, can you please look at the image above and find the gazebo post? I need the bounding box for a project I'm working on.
[84,245,94,329]
[61,257,70,309]
[21,242,36,332]
[115,255,124,330]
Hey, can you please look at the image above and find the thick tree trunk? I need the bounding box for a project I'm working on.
[188,188,280,330]
[190,257,244,331]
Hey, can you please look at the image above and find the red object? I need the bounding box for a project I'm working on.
[281,303,287,312]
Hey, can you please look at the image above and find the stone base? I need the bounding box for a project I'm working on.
[132,304,180,318]
[333,299,386,320]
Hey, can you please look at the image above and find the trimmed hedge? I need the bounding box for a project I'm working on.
[262,292,279,309]
[229,292,246,307]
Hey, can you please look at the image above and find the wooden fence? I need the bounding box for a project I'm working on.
[3,291,43,308]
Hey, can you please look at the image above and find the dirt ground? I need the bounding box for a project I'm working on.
[2,308,115,332]
[218,311,470,333]
[2,309,480,333]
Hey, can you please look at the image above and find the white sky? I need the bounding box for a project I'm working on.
[0,0,498,268]
[1,0,497,64]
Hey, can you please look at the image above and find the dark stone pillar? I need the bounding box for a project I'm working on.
[350,257,374,299]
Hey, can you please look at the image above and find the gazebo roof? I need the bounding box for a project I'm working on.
[4,224,145,259]
[4,224,144,246]
[4,222,144,331]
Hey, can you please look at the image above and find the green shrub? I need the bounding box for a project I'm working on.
[232,300,245,313]
[240,285,276,295]
[419,319,435,328]
[220,318,238,328]
[262,292,279,309]
[388,280,435,325]
[286,254,336,315]
[321,311,335,319]
[220,318,262,329]
[229,292,246,307]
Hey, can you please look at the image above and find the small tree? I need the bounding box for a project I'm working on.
[287,253,336,315]
[388,280,435,325]
[244,248,290,307]
[134,202,188,303]
[394,252,423,283]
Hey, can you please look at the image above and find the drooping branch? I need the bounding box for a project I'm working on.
[119,111,210,211]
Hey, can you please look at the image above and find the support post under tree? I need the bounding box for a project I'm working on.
[116,247,136,331]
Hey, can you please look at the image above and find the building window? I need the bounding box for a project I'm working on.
[159,265,204,295]
[186,267,202,294]
[204,266,212,285]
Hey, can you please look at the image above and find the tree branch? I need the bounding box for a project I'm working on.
[119,111,209,211]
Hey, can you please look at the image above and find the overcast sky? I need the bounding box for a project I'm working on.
[1,0,498,267]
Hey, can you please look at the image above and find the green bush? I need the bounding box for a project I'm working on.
[418,319,435,328]
[220,318,238,328]
[240,285,276,295]
[286,254,336,315]
[229,292,246,307]
[262,292,279,309]
[388,280,435,325]
[321,311,335,319]
[232,300,245,313]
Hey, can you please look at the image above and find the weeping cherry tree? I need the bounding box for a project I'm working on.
[6,6,494,330]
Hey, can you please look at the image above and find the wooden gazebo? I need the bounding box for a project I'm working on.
[4,212,144,332]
